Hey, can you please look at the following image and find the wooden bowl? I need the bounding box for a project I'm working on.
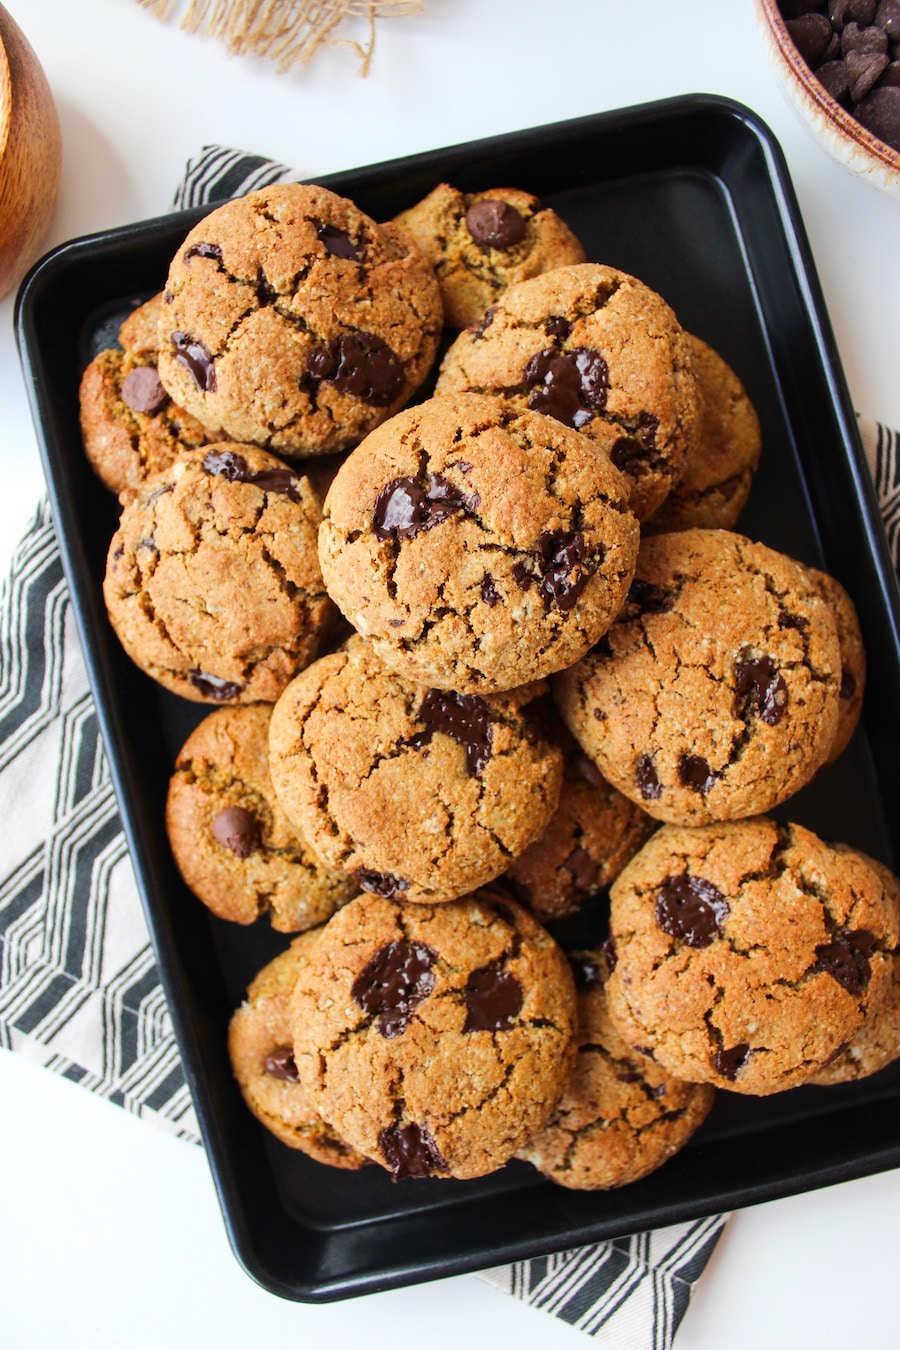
[754,0,900,198]
[0,3,61,300]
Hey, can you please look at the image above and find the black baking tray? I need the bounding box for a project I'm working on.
[15,94,900,1302]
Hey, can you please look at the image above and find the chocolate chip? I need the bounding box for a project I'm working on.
[471,307,495,339]
[568,952,603,989]
[203,449,248,480]
[248,468,301,501]
[464,199,527,248]
[419,688,493,775]
[351,940,437,1037]
[788,13,836,64]
[353,868,410,898]
[783,0,825,14]
[840,668,857,699]
[121,366,168,415]
[636,754,662,800]
[211,806,259,857]
[610,436,647,478]
[315,221,361,260]
[876,0,900,38]
[303,332,404,407]
[812,928,877,995]
[626,578,672,615]
[171,331,216,392]
[678,754,717,794]
[463,966,523,1031]
[856,77,900,145]
[655,874,729,947]
[264,1046,300,1082]
[830,0,876,26]
[544,315,572,340]
[715,1043,750,1081]
[563,845,600,892]
[525,347,609,429]
[183,241,223,265]
[256,269,277,306]
[372,473,474,541]
[379,1122,447,1180]
[514,530,601,611]
[481,573,502,606]
[572,750,604,787]
[842,18,889,50]
[847,47,890,96]
[880,58,900,81]
[189,671,243,700]
[778,611,810,632]
[734,655,789,726]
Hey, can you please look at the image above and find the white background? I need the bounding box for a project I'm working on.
[1,2,899,1347]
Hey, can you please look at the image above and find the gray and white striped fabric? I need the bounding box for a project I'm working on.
[2,143,896,1347]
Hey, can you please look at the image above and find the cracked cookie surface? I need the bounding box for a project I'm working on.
[605,818,899,1094]
[318,392,639,693]
[392,183,586,330]
[267,636,564,904]
[288,890,577,1179]
[645,335,761,534]
[156,183,443,458]
[166,704,357,932]
[433,263,700,521]
[228,932,368,1165]
[553,528,842,825]
[80,293,213,494]
[103,443,335,703]
[518,948,714,1189]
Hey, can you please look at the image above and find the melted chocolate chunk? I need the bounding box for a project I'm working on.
[471,306,495,339]
[315,220,361,260]
[351,940,437,1037]
[418,688,493,775]
[379,1122,447,1180]
[840,668,857,700]
[211,806,259,857]
[171,331,217,392]
[524,347,609,428]
[353,868,410,898]
[248,468,301,501]
[678,754,717,794]
[636,754,662,800]
[264,1046,300,1082]
[201,450,300,501]
[481,573,502,606]
[563,844,600,891]
[189,671,243,700]
[464,199,527,248]
[610,436,647,478]
[813,928,877,996]
[734,655,789,726]
[544,315,572,340]
[372,473,474,541]
[626,578,672,615]
[256,269,277,306]
[302,332,404,406]
[778,611,810,632]
[183,241,223,265]
[569,952,603,989]
[715,1043,750,1081]
[655,874,729,947]
[514,530,601,611]
[572,750,604,787]
[463,966,523,1031]
[121,366,168,415]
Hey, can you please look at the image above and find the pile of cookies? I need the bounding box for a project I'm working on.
[79,178,899,1191]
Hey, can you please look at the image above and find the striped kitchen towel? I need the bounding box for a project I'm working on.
[2,143,897,1348]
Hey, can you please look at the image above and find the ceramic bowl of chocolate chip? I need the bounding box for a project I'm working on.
[755,0,900,196]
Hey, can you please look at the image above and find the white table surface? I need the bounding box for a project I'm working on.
[1,2,898,1347]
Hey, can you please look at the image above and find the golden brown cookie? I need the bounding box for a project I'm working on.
[434,263,700,521]
[228,932,368,1165]
[645,335,761,533]
[317,393,639,694]
[289,891,577,1180]
[103,445,334,704]
[393,183,586,329]
[605,818,900,1095]
[803,567,866,763]
[166,704,357,932]
[553,529,842,825]
[79,294,212,494]
[156,183,443,459]
[267,637,564,904]
[518,949,714,1189]
[506,744,655,921]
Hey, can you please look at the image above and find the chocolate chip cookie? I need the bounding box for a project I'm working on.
[645,335,761,534]
[228,932,368,1164]
[288,890,577,1180]
[434,263,700,521]
[393,183,586,330]
[506,743,655,921]
[79,293,212,493]
[518,948,714,1188]
[156,183,443,458]
[166,704,357,931]
[267,636,564,905]
[553,528,842,825]
[803,566,866,763]
[605,818,899,1094]
[317,392,639,694]
[103,445,335,703]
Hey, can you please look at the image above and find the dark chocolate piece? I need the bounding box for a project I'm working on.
[351,940,437,1037]
[418,688,493,775]
[734,655,789,726]
[464,199,527,248]
[812,928,877,995]
[463,966,523,1031]
[678,754,717,794]
[315,221,361,260]
[569,951,603,989]
[715,1043,750,1081]
[211,806,259,857]
[353,868,410,898]
[372,472,474,541]
[787,13,835,64]
[171,331,217,392]
[303,331,404,406]
[189,671,243,700]
[264,1046,301,1082]
[524,347,609,429]
[121,366,168,415]
[379,1121,447,1180]
[654,873,729,947]
[183,241,223,265]
[544,315,572,340]
[514,530,601,612]
[636,754,662,800]
[563,845,600,891]
[626,578,672,615]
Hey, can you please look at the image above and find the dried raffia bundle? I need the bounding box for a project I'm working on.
[137,0,422,75]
